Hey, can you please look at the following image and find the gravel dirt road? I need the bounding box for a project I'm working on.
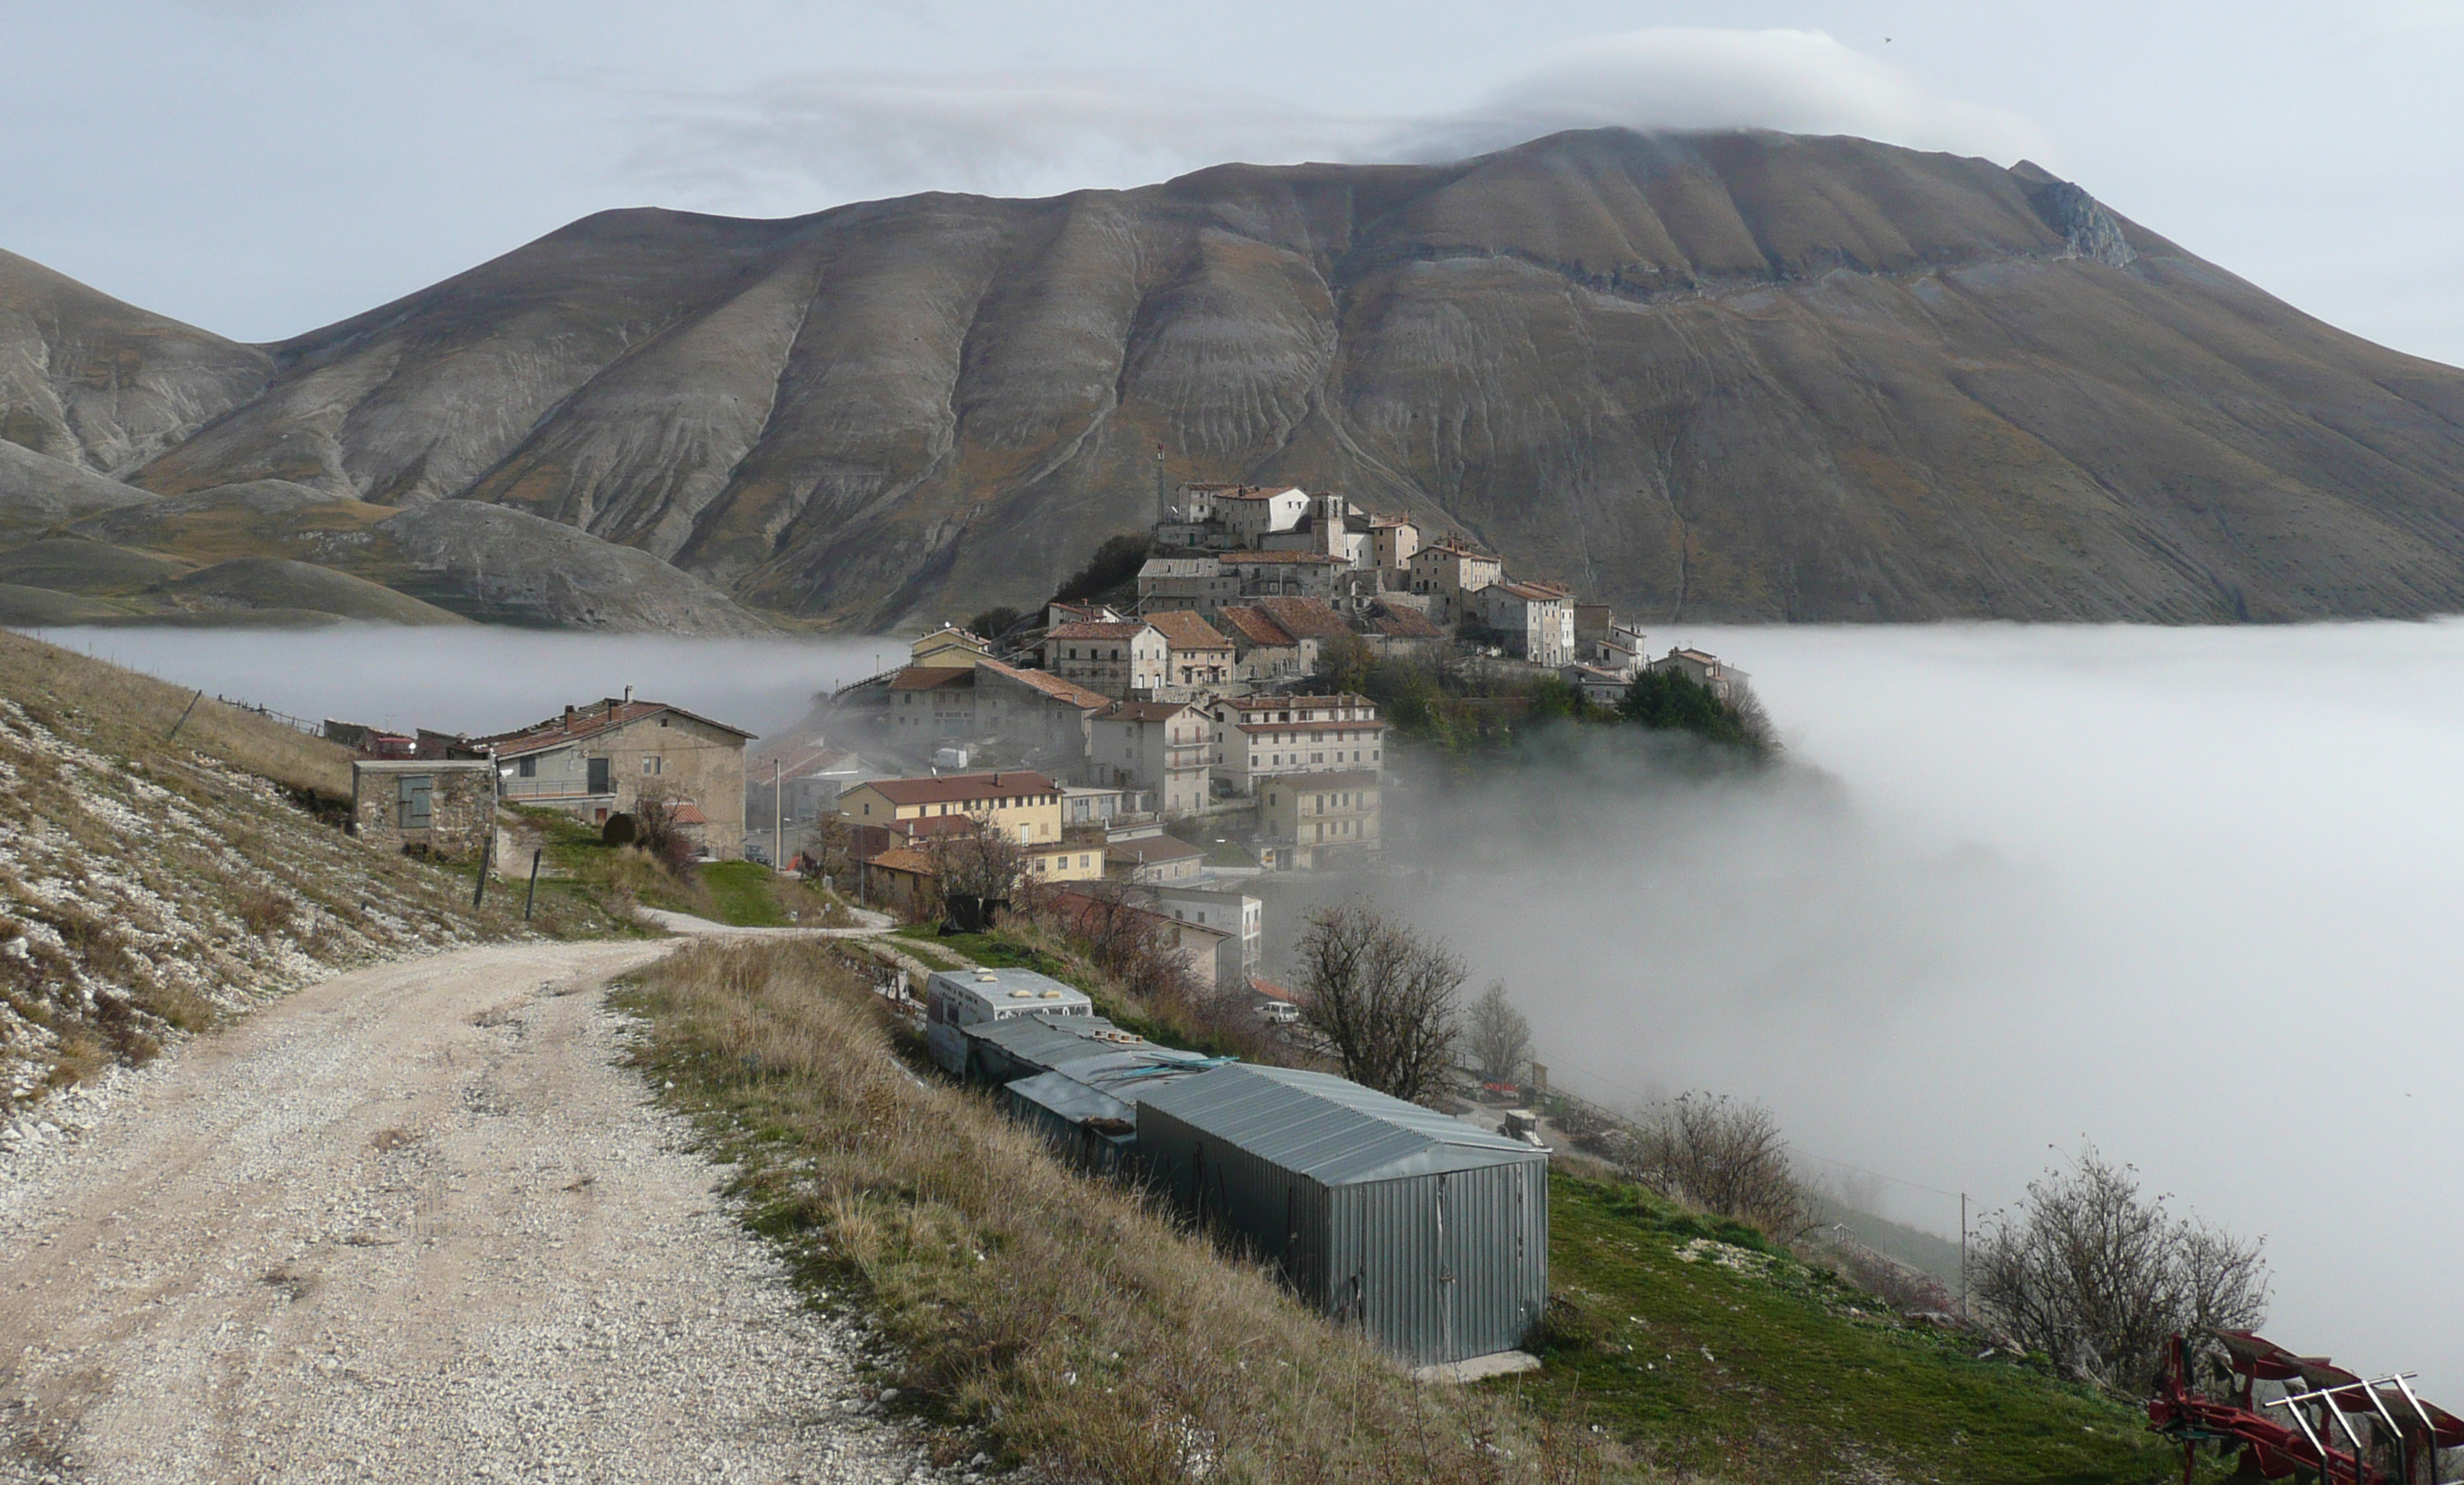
[0,938,963,1484]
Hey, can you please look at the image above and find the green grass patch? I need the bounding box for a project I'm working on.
[703,860,790,927]
[1532,1177,2181,1483]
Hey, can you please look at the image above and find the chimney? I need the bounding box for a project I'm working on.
[623,684,635,704]
[563,704,576,728]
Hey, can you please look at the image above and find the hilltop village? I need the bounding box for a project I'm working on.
[780,483,1743,894]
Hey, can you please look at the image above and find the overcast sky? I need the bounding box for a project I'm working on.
[7,1,2464,362]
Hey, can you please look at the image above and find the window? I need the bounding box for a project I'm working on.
[516,757,536,778]
[643,756,663,775]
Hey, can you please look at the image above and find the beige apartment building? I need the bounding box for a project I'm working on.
[1042,620,1168,698]
[482,694,753,858]
[1206,694,1385,796]
[1086,700,1210,816]
[1257,769,1382,871]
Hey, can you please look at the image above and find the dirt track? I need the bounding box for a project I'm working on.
[0,939,959,1484]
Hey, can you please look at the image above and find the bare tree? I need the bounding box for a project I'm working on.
[1636,1092,1805,1239]
[1466,981,1531,1086]
[1971,1144,2267,1395]
[1296,900,1464,1103]
[1041,884,1200,1009]
[924,814,1031,906]
[631,787,699,876]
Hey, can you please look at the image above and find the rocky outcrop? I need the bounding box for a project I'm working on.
[13,127,2464,625]
[0,436,153,540]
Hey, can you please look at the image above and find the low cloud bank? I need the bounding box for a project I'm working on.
[1360,620,2464,1398]
[627,27,2047,215]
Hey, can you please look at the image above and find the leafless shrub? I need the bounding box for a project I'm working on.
[1634,1092,1806,1239]
[1039,885,1199,1009]
[1466,979,1531,1085]
[237,887,294,936]
[631,789,699,877]
[1296,900,1463,1103]
[923,815,1030,910]
[1971,1143,2268,1394]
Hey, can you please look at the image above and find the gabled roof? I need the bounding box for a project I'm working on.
[1138,1064,1541,1185]
[890,666,975,692]
[1214,606,1296,648]
[1365,605,1443,638]
[1222,551,1346,565]
[1096,700,1200,723]
[1046,621,1155,641]
[1487,580,1568,604]
[849,771,1061,808]
[1144,610,1233,650]
[1138,558,1223,579]
[476,699,756,758]
[862,846,936,876]
[1232,718,1386,735]
[1216,485,1305,502]
[1255,596,1350,640]
[976,658,1112,712]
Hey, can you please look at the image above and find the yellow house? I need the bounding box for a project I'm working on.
[839,770,1066,844]
[909,626,991,669]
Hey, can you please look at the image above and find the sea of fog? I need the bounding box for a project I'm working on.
[25,618,2464,1396]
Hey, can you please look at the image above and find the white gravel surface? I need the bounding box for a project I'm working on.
[0,939,972,1484]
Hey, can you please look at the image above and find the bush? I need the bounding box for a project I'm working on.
[1971,1145,2267,1394]
[1296,900,1463,1103]
[1050,533,1152,607]
[967,606,1023,643]
[1617,670,1774,753]
[1633,1092,1806,1240]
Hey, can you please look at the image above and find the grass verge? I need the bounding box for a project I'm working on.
[1532,1177,2180,1483]
[618,937,1615,1485]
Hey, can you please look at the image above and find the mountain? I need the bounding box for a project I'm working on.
[11,127,2464,626]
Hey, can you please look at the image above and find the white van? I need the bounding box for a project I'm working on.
[924,967,1095,1075]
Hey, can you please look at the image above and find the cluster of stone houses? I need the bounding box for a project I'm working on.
[339,687,757,863]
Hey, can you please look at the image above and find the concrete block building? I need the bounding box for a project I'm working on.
[351,758,496,859]
[479,694,753,859]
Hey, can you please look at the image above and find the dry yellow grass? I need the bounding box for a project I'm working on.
[622,939,1627,1485]
[0,627,351,798]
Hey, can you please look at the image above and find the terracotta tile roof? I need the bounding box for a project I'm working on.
[1215,485,1305,501]
[853,770,1061,808]
[1213,606,1295,648]
[476,699,755,758]
[976,658,1111,712]
[1223,551,1346,565]
[1488,581,1567,604]
[863,846,937,876]
[670,802,710,826]
[1365,605,1443,638]
[1255,597,1350,640]
[1144,610,1232,650]
[1250,976,1301,1004]
[1046,621,1153,640]
[1212,693,1376,713]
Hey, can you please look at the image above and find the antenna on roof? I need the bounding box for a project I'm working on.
[1155,443,1168,527]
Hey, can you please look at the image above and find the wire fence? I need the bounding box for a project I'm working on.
[214,695,323,737]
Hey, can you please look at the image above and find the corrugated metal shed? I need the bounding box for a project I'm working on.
[1137,1064,1548,1367]
[962,1014,1224,1173]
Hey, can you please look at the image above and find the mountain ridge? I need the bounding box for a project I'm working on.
[7,125,2464,628]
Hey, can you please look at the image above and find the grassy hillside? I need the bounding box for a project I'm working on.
[0,630,617,1103]
[1534,1178,2175,1483]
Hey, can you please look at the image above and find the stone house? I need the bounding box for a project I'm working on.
[1407,540,1505,623]
[1145,610,1236,699]
[1205,694,1385,797]
[890,666,980,740]
[888,658,1112,759]
[1222,552,1346,602]
[1256,494,1368,567]
[1136,558,1237,613]
[1564,664,1633,708]
[1085,700,1211,817]
[1257,770,1382,871]
[351,758,496,859]
[1042,620,1167,698]
[1214,485,1311,545]
[1476,581,1578,667]
[1367,515,1422,572]
[1647,647,1747,701]
[1214,606,1317,685]
[480,694,753,859]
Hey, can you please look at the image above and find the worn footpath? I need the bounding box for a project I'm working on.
[0,938,966,1484]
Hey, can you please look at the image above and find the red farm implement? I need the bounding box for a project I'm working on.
[2148,1330,2464,1485]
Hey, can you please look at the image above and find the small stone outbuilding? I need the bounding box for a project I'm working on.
[352,758,497,859]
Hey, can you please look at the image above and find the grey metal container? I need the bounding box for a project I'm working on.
[1136,1064,1548,1367]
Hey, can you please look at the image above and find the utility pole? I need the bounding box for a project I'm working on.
[1960,1191,1970,1319]
[773,757,783,873]
[523,849,543,922]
